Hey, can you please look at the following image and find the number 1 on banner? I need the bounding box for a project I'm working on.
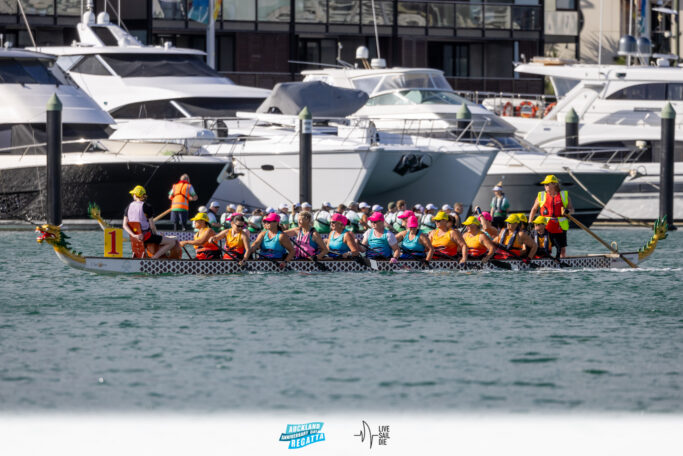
[104,228,123,258]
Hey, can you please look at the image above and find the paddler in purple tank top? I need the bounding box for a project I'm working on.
[122,185,179,259]
[283,211,329,260]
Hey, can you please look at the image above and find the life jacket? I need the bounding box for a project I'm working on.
[491,195,508,217]
[532,230,552,258]
[194,227,220,260]
[419,213,436,233]
[223,229,246,259]
[170,181,191,211]
[313,210,331,234]
[538,191,569,233]
[343,210,362,233]
[431,229,459,257]
[464,232,488,257]
[294,229,319,259]
[496,227,523,259]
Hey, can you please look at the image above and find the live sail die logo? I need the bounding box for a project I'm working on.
[279,422,326,449]
[354,420,390,448]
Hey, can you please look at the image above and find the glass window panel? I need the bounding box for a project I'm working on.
[70,55,112,76]
[607,83,667,100]
[376,72,438,92]
[0,59,60,84]
[455,44,468,77]
[398,2,426,27]
[0,1,16,14]
[24,0,53,15]
[668,83,683,101]
[361,0,393,25]
[154,0,187,20]
[258,0,290,22]
[456,5,482,28]
[223,0,255,21]
[556,0,575,9]
[430,73,451,90]
[329,0,359,24]
[295,0,326,23]
[512,6,539,30]
[351,76,383,94]
[57,0,81,16]
[366,92,412,106]
[484,5,510,29]
[428,3,454,28]
[514,0,539,5]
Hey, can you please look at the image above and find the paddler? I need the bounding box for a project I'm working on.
[284,211,329,261]
[123,185,179,259]
[211,215,250,260]
[493,214,537,260]
[396,216,434,261]
[207,201,222,230]
[429,211,467,263]
[530,216,553,258]
[242,212,295,265]
[361,211,400,263]
[344,201,362,233]
[358,202,371,231]
[397,210,415,231]
[478,211,499,239]
[289,203,301,229]
[220,203,236,230]
[384,202,398,230]
[278,203,291,229]
[313,202,333,234]
[168,174,198,231]
[247,208,264,233]
[419,203,438,234]
[529,174,574,258]
[517,213,529,233]
[461,216,496,263]
[180,213,221,260]
[326,213,360,258]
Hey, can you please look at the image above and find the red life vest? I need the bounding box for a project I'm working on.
[194,227,220,260]
[171,181,191,211]
[538,191,569,233]
[495,228,523,259]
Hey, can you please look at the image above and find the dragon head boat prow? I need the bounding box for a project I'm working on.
[36,224,86,264]
[638,216,669,261]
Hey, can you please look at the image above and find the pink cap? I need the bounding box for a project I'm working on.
[479,211,493,222]
[368,211,385,222]
[263,213,280,222]
[398,210,415,219]
[406,215,419,228]
[331,213,348,226]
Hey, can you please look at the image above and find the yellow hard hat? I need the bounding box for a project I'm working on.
[533,216,548,225]
[504,214,520,224]
[540,174,559,185]
[462,215,481,226]
[433,211,449,221]
[129,185,146,197]
[190,212,210,223]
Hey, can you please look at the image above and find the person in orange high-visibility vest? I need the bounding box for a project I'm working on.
[529,174,574,258]
[168,174,198,231]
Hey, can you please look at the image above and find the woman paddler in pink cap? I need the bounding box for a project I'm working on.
[360,211,400,263]
[478,211,499,239]
[326,213,360,258]
[283,211,329,260]
[241,212,294,266]
[395,215,434,261]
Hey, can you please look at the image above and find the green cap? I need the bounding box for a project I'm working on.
[565,107,578,123]
[298,106,312,120]
[457,103,471,120]
[662,102,676,120]
[46,93,62,111]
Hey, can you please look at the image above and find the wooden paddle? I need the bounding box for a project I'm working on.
[563,211,638,269]
[153,208,173,222]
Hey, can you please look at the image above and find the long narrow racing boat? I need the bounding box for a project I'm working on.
[36,220,668,275]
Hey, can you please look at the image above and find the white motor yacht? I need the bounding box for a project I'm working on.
[303,57,627,225]
[0,48,229,221]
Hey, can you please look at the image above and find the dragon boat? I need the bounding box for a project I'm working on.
[36,219,668,275]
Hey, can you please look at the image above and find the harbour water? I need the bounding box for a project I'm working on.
[1,228,681,413]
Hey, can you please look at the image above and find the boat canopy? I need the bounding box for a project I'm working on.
[256,81,369,117]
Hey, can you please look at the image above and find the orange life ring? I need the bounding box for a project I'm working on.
[501,102,514,117]
[516,101,538,118]
[543,102,557,118]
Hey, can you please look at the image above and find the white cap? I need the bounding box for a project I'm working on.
[265,207,276,213]
[371,204,383,212]
[359,202,370,209]
[278,203,289,210]
[414,204,424,211]
[198,206,208,213]
[293,202,301,209]
[302,202,312,208]
[210,201,221,208]
[322,201,332,208]
[493,186,503,191]
[425,203,437,211]
[227,203,236,210]
[442,204,453,211]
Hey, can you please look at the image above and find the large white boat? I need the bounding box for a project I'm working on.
[504,60,683,221]
[0,48,229,220]
[302,58,627,225]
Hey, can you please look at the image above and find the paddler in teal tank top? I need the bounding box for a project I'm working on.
[241,212,294,267]
[326,213,360,258]
[395,216,434,261]
[360,211,400,263]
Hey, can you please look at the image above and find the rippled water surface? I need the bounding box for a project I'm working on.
[0,228,681,412]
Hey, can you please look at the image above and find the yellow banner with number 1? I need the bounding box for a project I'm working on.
[104,228,123,258]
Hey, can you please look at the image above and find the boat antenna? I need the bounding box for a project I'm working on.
[597,0,603,66]
[335,43,353,68]
[627,0,633,66]
[371,0,381,59]
[17,0,36,48]
[103,0,130,32]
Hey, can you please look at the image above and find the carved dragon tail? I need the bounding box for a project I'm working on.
[638,216,669,261]
[88,202,111,229]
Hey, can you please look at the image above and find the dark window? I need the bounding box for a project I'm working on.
[556,0,576,10]
[428,43,469,77]
[297,39,337,70]
[91,27,120,46]
[667,83,683,101]
[607,83,667,100]
[70,55,112,76]
[0,59,60,84]
[109,100,185,119]
[175,97,265,117]
[100,54,221,78]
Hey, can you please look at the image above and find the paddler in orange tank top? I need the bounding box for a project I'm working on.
[180,213,221,260]
[429,211,467,263]
[461,216,496,263]
[210,215,250,260]
[493,214,537,260]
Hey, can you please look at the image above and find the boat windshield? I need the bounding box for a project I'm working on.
[366,89,470,106]
[99,53,224,78]
[0,59,60,85]
[351,72,451,95]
